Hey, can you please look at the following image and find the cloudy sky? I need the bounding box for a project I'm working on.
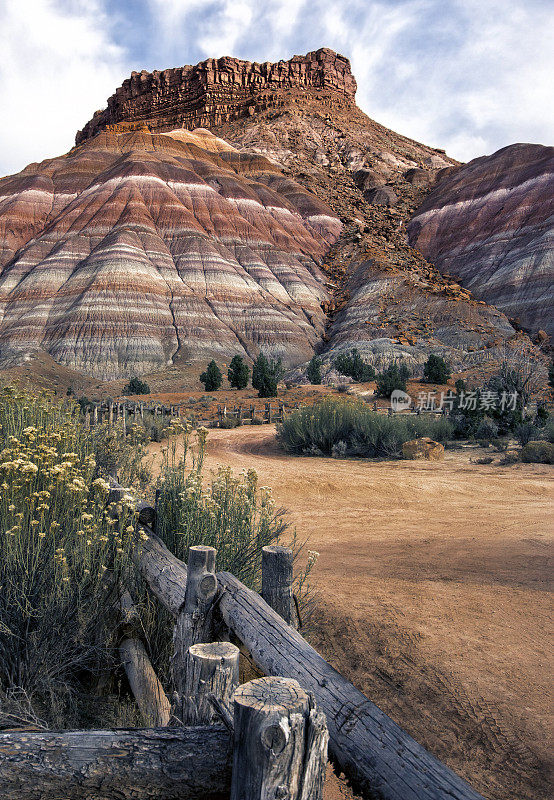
[1,0,552,176]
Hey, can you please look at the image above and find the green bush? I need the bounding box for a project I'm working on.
[123,377,150,395]
[520,441,554,464]
[307,355,323,385]
[375,362,410,397]
[228,355,249,390]
[200,360,222,392]
[252,353,284,398]
[277,398,452,459]
[423,354,451,384]
[0,387,135,728]
[333,349,375,382]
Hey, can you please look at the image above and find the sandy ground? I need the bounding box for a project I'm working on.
[148,427,553,800]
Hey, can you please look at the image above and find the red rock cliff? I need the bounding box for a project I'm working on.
[76,48,356,144]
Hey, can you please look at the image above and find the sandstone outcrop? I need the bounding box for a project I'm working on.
[0,128,340,379]
[76,49,356,144]
[408,144,554,337]
[402,438,444,461]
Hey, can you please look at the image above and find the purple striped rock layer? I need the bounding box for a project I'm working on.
[408,144,554,337]
[0,128,340,379]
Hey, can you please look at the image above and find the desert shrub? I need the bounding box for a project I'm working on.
[307,355,323,385]
[515,421,540,446]
[200,360,222,392]
[252,353,284,398]
[520,441,554,464]
[375,362,410,397]
[0,387,136,728]
[542,416,554,443]
[277,398,452,459]
[228,355,249,390]
[333,349,375,382]
[90,421,151,490]
[218,415,240,429]
[123,377,150,395]
[475,418,499,442]
[423,354,451,384]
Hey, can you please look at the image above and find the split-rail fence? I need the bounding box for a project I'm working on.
[0,480,486,800]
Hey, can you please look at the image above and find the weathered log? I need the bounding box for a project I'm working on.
[180,642,239,725]
[118,592,171,727]
[262,545,294,626]
[0,726,231,800]
[132,531,485,799]
[230,676,327,800]
[217,572,485,800]
[134,526,188,615]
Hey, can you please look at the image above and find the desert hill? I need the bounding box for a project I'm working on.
[0,48,548,383]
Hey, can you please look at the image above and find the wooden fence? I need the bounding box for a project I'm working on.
[0,481,487,800]
[80,400,286,431]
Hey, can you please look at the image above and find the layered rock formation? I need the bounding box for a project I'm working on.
[0,128,340,379]
[408,144,554,337]
[0,48,543,384]
[76,48,356,144]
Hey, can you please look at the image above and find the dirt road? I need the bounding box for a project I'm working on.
[149,426,553,799]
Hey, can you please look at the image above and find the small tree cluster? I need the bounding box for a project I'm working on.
[307,355,322,385]
[200,360,222,391]
[123,376,150,395]
[228,355,250,389]
[375,362,410,397]
[252,353,284,398]
[334,348,375,382]
[423,354,451,384]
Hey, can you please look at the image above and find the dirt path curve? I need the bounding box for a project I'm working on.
[148,426,553,800]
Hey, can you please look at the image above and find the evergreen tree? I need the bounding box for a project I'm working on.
[123,376,150,395]
[200,360,222,392]
[227,355,249,389]
[375,362,410,397]
[333,348,375,382]
[252,353,284,398]
[423,354,451,384]
[307,355,322,385]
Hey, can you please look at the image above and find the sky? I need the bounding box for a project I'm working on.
[0,0,552,176]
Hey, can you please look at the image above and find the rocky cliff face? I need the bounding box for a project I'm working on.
[0,128,339,379]
[408,144,554,338]
[76,48,356,144]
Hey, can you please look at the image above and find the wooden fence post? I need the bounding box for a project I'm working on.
[84,410,90,429]
[262,546,295,627]
[108,400,113,427]
[93,405,98,426]
[181,641,239,725]
[230,676,328,800]
[172,546,218,719]
[122,406,127,436]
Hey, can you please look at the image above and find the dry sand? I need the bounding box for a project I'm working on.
[148,426,553,800]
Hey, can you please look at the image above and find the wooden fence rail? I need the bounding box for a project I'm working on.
[131,513,485,800]
[0,726,232,800]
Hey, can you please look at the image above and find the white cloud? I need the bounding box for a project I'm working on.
[0,0,552,175]
[0,0,128,175]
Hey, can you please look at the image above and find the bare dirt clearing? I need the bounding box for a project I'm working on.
[148,427,553,800]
